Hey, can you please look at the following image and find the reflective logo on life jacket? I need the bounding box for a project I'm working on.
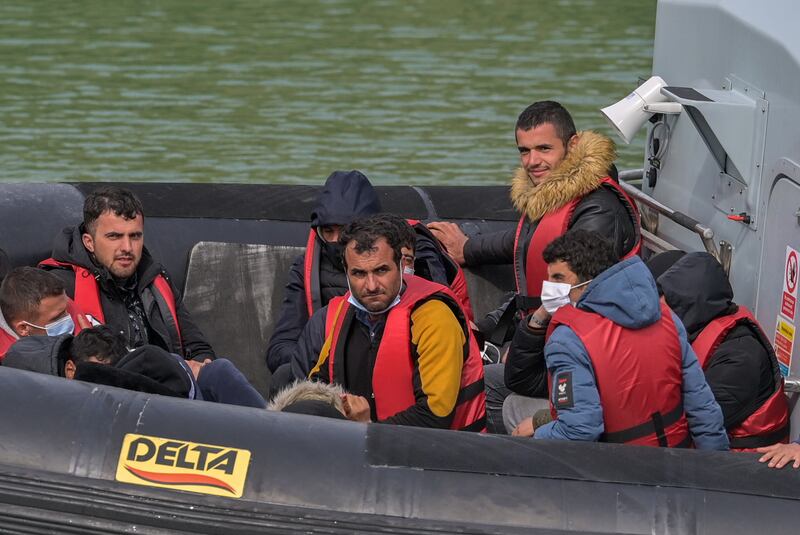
[115,433,251,498]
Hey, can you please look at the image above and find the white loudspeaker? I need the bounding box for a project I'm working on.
[601,76,672,144]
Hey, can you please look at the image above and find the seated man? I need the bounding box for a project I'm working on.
[428,100,639,340]
[429,100,641,433]
[266,172,468,394]
[296,215,486,430]
[266,170,382,377]
[0,267,86,359]
[39,186,214,362]
[512,230,728,450]
[7,323,265,408]
[652,252,789,451]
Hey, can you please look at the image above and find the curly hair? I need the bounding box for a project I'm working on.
[338,213,410,266]
[542,229,618,282]
[84,186,144,235]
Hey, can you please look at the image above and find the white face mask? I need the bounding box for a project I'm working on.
[540,279,592,314]
[402,266,415,276]
[23,314,75,337]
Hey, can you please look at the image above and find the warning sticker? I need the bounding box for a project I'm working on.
[774,316,795,377]
[781,246,799,322]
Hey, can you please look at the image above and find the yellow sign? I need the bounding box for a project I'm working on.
[777,318,795,341]
[115,433,251,498]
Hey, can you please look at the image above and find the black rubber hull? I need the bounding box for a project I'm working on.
[0,367,799,534]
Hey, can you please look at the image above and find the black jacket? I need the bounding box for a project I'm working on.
[504,316,548,398]
[658,252,774,429]
[44,225,214,361]
[464,186,636,266]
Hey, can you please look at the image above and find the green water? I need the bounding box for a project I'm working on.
[0,1,656,185]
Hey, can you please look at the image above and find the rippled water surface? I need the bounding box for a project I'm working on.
[0,1,656,184]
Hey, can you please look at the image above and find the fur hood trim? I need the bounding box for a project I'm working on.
[510,130,616,221]
[268,380,345,413]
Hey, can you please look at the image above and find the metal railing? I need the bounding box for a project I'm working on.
[618,169,728,272]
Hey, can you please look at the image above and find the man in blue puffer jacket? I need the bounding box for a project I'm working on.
[512,230,728,450]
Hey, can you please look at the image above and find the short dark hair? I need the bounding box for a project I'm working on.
[70,325,127,365]
[542,229,618,283]
[83,186,144,236]
[377,213,416,253]
[515,100,577,148]
[0,267,65,324]
[339,214,407,266]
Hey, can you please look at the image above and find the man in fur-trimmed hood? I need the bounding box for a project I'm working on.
[428,100,640,434]
[430,101,639,324]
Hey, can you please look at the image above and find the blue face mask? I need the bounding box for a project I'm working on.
[346,278,402,316]
[24,314,75,336]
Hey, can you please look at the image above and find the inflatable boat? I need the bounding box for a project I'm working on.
[1,181,799,534]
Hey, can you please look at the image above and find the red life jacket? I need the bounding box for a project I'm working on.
[0,299,86,361]
[303,230,323,317]
[546,301,690,448]
[407,219,475,323]
[691,307,790,451]
[322,276,486,432]
[514,177,641,309]
[0,328,15,360]
[38,258,183,353]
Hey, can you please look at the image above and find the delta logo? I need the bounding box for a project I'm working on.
[115,433,251,498]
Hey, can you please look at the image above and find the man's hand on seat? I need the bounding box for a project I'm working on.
[757,442,800,468]
[427,222,468,265]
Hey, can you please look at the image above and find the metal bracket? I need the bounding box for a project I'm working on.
[718,240,733,275]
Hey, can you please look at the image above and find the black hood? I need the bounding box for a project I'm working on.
[113,345,193,397]
[75,361,186,398]
[3,334,73,377]
[51,225,162,287]
[657,252,737,339]
[310,170,381,228]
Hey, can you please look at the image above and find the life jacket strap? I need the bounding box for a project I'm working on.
[456,378,485,406]
[729,424,790,450]
[602,402,683,444]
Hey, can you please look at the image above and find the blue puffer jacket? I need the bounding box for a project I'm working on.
[534,257,729,451]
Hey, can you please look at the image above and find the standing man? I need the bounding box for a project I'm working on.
[512,230,727,450]
[40,186,214,362]
[296,215,486,430]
